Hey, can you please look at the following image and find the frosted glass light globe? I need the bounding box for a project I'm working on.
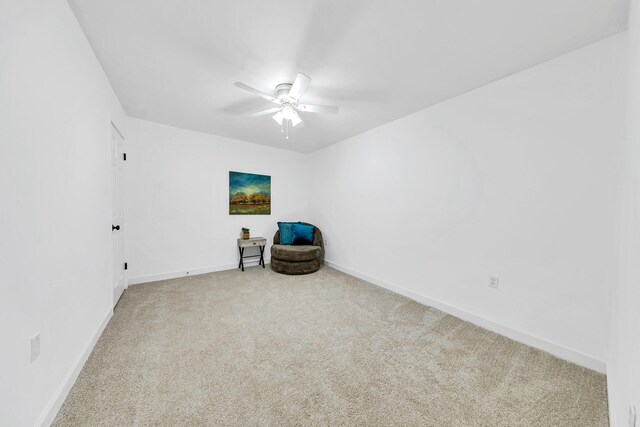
[282,104,295,120]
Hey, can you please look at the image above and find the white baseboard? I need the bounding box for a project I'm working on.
[325,260,606,374]
[128,258,271,286]
[36,309,113,427]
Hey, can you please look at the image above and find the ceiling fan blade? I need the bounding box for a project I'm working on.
[296,104,339,114]
[251,107,281,117]
[234,82,280,104]
[288,73,311,101]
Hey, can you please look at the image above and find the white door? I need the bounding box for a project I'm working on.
[111,124,126,306]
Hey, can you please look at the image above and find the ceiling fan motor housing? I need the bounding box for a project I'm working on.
[275,83,293,101]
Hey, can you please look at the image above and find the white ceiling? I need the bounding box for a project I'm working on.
[68,0,628,153]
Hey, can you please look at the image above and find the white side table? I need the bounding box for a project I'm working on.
[237,237,267,271]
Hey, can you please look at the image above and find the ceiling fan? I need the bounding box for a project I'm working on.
[234,73,339,139]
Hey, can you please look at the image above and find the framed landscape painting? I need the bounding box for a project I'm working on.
[229,171,271,215]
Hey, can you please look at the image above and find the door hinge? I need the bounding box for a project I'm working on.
[124,262,128,270]
[123,153,127,161]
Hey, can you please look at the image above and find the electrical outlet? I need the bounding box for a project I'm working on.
[489,276,499,289]
[31,332,40,363]
[630,404,637,427]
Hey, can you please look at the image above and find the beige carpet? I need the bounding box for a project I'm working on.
[53,266,608,426]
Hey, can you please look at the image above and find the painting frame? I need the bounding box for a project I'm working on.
[229,171,271,215]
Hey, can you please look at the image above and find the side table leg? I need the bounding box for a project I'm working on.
[239,247,245,271]
[259,245,265,268]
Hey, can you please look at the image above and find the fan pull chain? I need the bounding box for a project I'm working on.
[286,119,289,139]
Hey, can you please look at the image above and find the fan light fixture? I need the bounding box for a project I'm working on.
[272,111,284,125]
[271,104,302,139]
[290,111,302,127]
[281,104,295,120]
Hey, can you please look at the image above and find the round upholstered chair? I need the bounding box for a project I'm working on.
[271,222,324,275]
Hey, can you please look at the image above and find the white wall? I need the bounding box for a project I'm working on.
[125,118,309,283]
[608,1,640,424]
[308,34,627,371]
[0,0,126,426]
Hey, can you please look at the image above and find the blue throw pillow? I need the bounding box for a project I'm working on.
[277,222,295,245]
[292,223,314,245]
